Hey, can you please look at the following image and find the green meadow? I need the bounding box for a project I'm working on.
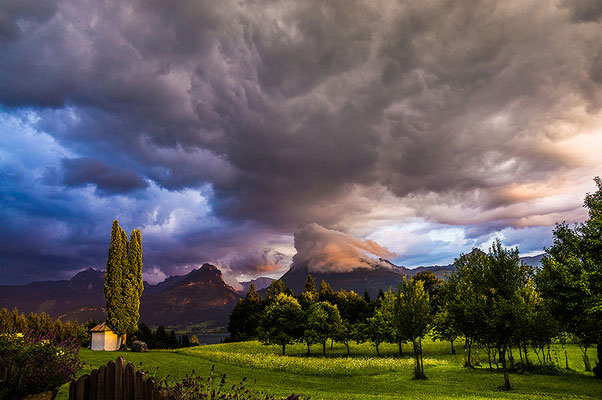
[57,339,602,400]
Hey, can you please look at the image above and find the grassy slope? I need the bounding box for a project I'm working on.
[57,340,601,400]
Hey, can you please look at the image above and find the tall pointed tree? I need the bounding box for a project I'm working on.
[127,229,144,330]
[104,220,143,340]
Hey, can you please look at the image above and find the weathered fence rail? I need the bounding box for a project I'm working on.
[68,356,176,400]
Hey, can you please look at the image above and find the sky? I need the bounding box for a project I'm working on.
[1,0,602,286]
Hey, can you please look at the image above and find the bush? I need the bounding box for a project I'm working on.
[167,365,304,400]
[0,331,82,398]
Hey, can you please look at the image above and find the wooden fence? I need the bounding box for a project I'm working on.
[68,356,177,400]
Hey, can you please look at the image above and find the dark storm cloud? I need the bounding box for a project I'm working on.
[562,0,602,22]
[61,157,148,195]
[227,249,290,275]
[1,0,601,283]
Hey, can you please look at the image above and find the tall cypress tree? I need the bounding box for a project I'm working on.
[105,220,127,336]
[104,220,143,339]
[127,229,144,331]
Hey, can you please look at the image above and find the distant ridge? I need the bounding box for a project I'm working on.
[0,264,240,328]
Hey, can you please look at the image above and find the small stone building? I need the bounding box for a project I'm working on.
[90,322,121,351]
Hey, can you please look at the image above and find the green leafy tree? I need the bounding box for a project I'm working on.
[258,293,303,355]
[412,271,444,312]
[396,278,432,380]
[445,249,489,368]
[304,301,342,356]
[431,306,460,355]
[538,177,602,377]
[480,240,526,390]
[366,296,393,357]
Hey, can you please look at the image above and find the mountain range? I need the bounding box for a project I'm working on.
[0,254,544,328]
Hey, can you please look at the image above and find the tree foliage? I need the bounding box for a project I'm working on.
[104,219,143,337]
[538,177,602,378]
[257,293,303,355]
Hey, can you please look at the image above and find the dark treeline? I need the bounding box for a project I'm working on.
[228,177,602,388]
[128,322,200,349]
[0,309,199,350]
[0,308,95,347]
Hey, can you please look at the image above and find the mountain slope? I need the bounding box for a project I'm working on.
[0,268,105,318]
[139,264,239,326]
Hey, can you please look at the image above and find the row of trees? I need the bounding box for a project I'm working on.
[0,309,202,351]
[0,308,95,347]
[128,322,200,349]
[228,177,602,388]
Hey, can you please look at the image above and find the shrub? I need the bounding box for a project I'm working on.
[167,365,304,400]
[0,331,82,398]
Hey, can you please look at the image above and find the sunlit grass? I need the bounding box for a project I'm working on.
[178,344,448,376]
[55,339,602,400]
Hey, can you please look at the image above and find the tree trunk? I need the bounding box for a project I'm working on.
[419,339,425,375]
[508,345,515,369]
[413,339,427,379]
[376,343,380,357]
[464,338,474,368]
[487,346,492,370]
[547,343,552,363]
[581,345,591,371]
[450,339,456,355]
[345,342,350,357]
[282,344,286,356]
[500,345,511,390]
[331,339,334,350]
[322,341,327,357]
[398,340,403,356]
[307,342,310,356]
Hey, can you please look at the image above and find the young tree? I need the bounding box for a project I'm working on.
[258,293,303,355]
[445,249,489,368]
[396,278,432,380]
[431,307,460,355]
[480,240,526,390]
[366,295,393,357]
[304,301,342,356]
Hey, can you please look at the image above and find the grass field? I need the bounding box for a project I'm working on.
[56,339,602,399]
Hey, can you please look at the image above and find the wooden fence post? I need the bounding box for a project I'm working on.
[97,365,106,400]
[69,357,174,400]
[106,360,115,400]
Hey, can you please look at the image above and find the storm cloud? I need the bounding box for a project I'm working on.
[292,223,396,273]
[1,0,601,284]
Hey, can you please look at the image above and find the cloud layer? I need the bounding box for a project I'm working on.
[292,223,395,273]
[1,0,601,284]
